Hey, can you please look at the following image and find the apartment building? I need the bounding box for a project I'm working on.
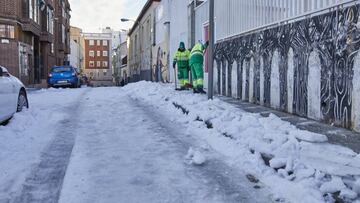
[82,32,113,87]
[0,0,71,86]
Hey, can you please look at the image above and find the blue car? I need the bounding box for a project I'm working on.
[48,66,81,88]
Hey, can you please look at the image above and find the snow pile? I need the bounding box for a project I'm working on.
[123,81,360,203]
[185,147,206,165]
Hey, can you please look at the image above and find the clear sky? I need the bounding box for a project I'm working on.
[68,0,147,32]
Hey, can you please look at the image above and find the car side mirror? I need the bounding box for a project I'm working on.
[0,68,3,77]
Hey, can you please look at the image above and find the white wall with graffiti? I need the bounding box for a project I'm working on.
[211,2,360,132]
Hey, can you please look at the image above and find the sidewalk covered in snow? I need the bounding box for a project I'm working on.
[123,81,360,202]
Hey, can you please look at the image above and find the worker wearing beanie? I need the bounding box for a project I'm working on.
[173,42,191,90]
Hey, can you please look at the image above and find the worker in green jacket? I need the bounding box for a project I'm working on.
[173,42,191,90]
[190,41,209,94]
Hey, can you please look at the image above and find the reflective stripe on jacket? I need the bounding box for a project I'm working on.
[190,43,207,65]
[190,43,204,58]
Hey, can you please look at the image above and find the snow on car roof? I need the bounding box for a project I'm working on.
[0,66,8,72]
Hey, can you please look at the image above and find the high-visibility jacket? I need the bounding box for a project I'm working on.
[190,43,207,66]
[173,49,190,68]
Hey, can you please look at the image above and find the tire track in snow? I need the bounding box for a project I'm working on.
[129,97,272,203]
[12,89,88,203]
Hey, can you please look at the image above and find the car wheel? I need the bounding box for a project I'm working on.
[17,90,28,112]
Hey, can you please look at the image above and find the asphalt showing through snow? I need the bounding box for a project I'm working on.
[4,88,272,203]
[12,91,87,203]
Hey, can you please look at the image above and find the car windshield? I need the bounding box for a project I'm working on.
[52,67,72,73]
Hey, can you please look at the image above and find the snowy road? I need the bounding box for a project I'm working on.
[1,82,360,203]
[0,87,271,203]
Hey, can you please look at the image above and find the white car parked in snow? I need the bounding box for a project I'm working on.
[0,66,29,124]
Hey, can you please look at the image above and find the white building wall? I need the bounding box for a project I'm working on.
[162,0,354,90]
[69,39,80,69]
[152,0,171,82]
[155,1,168,45]
[189,0,355,95]
[194,0,354,41]
[169,0,189,82]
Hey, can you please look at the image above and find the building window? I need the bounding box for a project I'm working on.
[89,50,94,57]
[97,50,101,57]
[19,44,28,76]
[51,43,54,53]
[62,1,66,18]
[0,24,15,39]
[34,0,39,23]
[62,25,65,43]
[103,61,108,67]
[47,7,54,34]
[29,0,33,19]
[97,40,101,45]
[103,51,108,57]
[103,70,107,76]
[89,61,94,67]
[97,61,101,67]
[89,40,94,46]
[103,40,108,46]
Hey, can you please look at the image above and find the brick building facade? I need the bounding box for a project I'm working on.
[0,0,71,86]
[82,32,113,87]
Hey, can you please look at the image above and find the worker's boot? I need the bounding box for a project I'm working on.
[193,88,200,94]
[197,87,206,94]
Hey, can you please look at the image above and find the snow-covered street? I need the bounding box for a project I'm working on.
[1,82,360,203]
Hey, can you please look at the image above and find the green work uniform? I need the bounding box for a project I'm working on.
[189,42,208,89]
[173,42,190,88]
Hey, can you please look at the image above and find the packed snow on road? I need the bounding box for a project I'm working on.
[0,82,360,203]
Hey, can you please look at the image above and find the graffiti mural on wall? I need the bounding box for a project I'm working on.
[152,47,169,83]
[214,4,360,129]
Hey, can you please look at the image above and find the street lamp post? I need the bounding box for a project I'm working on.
[208,0,215,100]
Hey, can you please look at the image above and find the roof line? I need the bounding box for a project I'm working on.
[128,0,161,36]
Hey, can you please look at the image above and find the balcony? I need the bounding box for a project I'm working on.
[20,19,41,36]
[21,2,41,36]
[40,31,54,43]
